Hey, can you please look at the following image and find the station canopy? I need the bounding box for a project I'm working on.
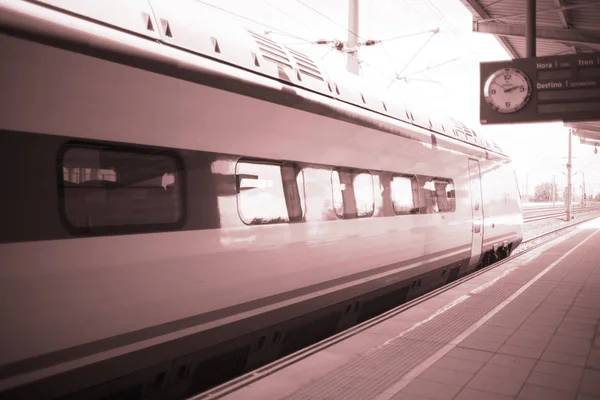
[459,0,600,143]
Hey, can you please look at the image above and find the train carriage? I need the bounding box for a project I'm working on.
[0,1,523,399]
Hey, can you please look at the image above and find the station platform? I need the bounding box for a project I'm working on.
[207,219,600,400]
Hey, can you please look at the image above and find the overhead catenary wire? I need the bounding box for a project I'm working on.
[396,29,438,77]
[197,1,464,92]
[262,0,311,30]
[398,0,429,23]
[370,28,441,44]
[281,41,314,46]
[194,0,314,43]
[399,56,462,78]
[200,0,388,80]
[296,0,364,40]
[421,0,480,59]
[370,1,464,87]
[318,46,336,61]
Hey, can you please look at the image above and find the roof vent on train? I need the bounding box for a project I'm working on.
[285,47,323,82]
[285,46,333,95]
[247,30,294,73]
[37,0,161,40]
[244,30,332,95]
[449,119,503,153]
[451,119,477,143]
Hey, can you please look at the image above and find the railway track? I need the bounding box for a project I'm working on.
[523,203,600,223]
[196,213,600,400]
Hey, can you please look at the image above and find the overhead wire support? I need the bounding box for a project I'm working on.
[315,39,345,50]
[386,28,439,88]
[367,28,442,45]
[345,52,393,80]
[397,28,439,75]
[398,28,440,75]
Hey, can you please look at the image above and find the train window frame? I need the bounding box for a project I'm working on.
[331,168,375,219]
[235,159,305,225]
[56,140,186,236]
[390,174,419,215]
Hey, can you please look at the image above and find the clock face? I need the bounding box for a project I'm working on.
[483,68,532,113]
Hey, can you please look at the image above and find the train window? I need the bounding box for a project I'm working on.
[420,180,439,213]
[391,175,419,215]
[236,161,304,224]
[354,173,374,217]
[59,143,184,234]
[418,177,456,213]
[434,180,456,212]
[331,169,374,218]
[331,170,345,218]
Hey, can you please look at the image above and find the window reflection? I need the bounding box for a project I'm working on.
[353,173,374,217]
[420,178,456,213]
[331,170,344,218]
[60,145,183,231]
[391,175,417,214]
[63,166,117,183]
[236,161,305,224]
[331,169,374,218]
[471,176,481,211]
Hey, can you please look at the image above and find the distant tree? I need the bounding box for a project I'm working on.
[534,182,558,202]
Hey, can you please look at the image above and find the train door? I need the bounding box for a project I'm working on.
[468,159,484,267]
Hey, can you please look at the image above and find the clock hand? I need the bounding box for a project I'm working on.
[504,85,522,93]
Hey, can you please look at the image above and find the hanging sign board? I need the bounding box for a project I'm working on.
[480,52,600,124]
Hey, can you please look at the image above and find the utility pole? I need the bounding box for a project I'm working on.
[346,0,360,75]
[552,175,556,208]
[582,171,586,207]
[567,129,573,220]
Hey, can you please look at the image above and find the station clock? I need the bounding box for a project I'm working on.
[483,68,532,114]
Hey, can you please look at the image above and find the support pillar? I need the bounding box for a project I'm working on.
[346,0,360,75]
[567,129,572,220]
[526,0,536,57]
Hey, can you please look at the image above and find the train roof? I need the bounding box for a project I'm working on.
[26,0,506,156]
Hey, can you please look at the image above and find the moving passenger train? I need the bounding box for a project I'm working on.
[0,1,523,399]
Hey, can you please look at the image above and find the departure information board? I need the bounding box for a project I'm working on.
[480,52,600,124]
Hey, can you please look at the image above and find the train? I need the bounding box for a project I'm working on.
[0,1,523,399]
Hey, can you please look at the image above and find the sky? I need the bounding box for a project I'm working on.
[195,0,600,199]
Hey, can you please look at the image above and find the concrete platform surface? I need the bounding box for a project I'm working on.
[202,219,600,400]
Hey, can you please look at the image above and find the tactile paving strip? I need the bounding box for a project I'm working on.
[281,230,586,400]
